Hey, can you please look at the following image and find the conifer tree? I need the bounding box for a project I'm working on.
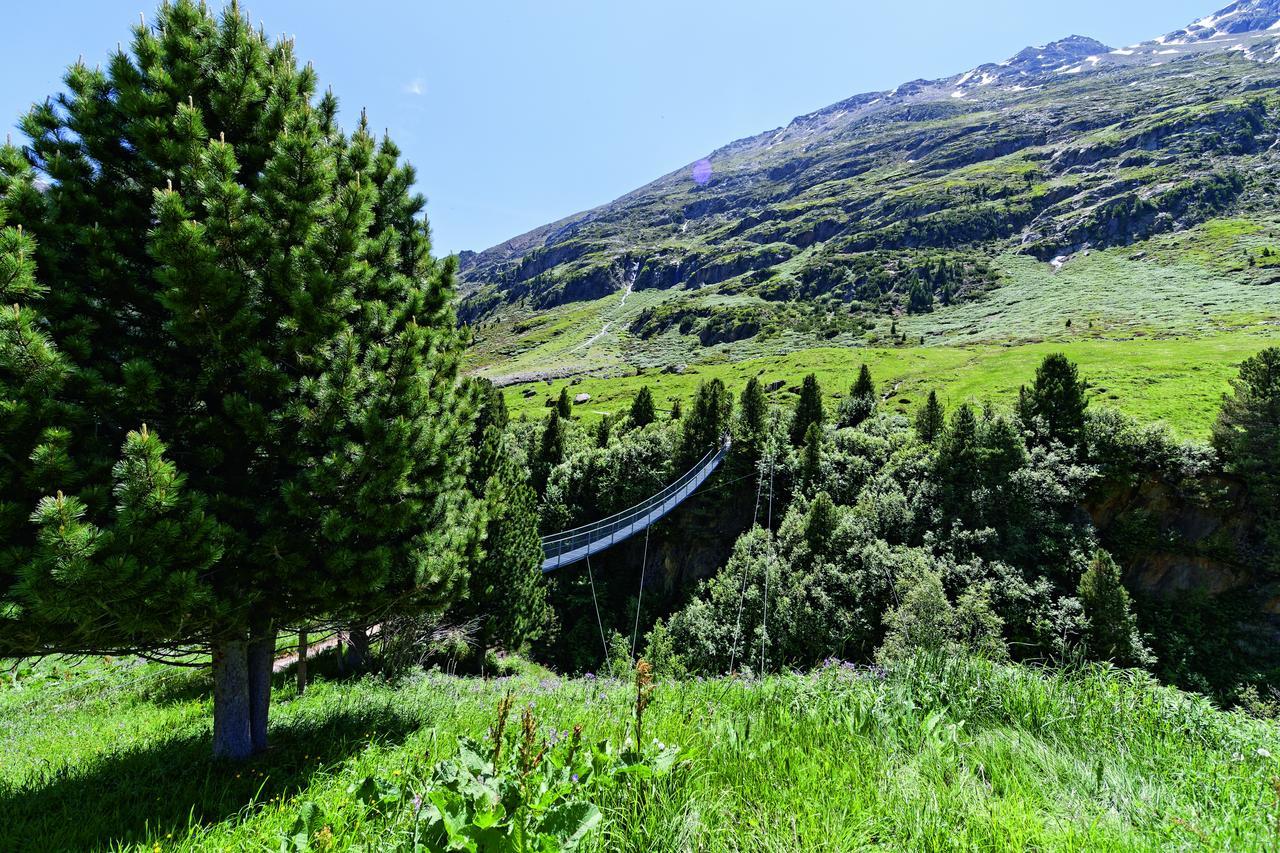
[837,364,876,428]
[790,374,825,446]
[1213,347,1280,564]
[1078,550,1150,665]
[980,413,1027,484]
[678,379,732,468]
[593,414,613,449]
[472,378,510,437]
[455,381,545,655]
[534,411,567,492]
[1021,353,1088,451]
[799,422,824,494]
[0,1,481,759]
[736,377,767,449]
[936,404,982,527]
[1,153,225,656]
[908,277,934,314]
[915,390,945,443]
[1015,385,1035,431]
[459,456,548,656]
[803,491,838,556]
[731,376,769,478]
[629,385,656,428]
[851,364,875,401]
[467,380,509,489]
[556,387,573,419]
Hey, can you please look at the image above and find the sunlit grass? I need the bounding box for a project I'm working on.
[3,654,1278,850]
[503,330,1278,439]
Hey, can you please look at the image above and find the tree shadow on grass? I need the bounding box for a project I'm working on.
[0,690,424,852]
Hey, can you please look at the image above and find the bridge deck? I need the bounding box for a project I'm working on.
[540,438,731,572]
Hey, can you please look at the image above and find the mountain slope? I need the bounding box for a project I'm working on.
[461,1,1280,387]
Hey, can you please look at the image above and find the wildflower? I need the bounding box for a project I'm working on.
[393,769,402,776]
[1259,747,1273,758]
[412,793,423,811]
[571,773,579,783]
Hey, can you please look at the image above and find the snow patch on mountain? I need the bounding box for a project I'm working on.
[1163,0,1280,44]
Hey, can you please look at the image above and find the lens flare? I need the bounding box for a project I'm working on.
[691,159,713,186]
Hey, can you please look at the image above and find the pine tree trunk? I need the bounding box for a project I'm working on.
[212,635,253,761]
[247,615,276,754]
[343,624,370,672]
[296,629,308,695]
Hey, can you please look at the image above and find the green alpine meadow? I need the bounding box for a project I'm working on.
[2,0,1280,850]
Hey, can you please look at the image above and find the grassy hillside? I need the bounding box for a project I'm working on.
[459,26,1280,357]
[3,654,1278,850]
[500,330,1273,439]
[475,219,1280,438]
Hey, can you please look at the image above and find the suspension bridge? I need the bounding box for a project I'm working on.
[540,435,732,572]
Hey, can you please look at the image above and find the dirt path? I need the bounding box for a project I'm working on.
[272,631,343,672]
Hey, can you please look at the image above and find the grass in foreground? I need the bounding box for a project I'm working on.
[2,653,1279,850]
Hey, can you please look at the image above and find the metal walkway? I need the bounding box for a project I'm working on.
[540,436,732,572]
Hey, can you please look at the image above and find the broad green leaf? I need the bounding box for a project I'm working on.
[538,801,602,850]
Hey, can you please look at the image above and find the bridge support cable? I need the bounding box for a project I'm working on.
[728,460,767,676]
[630,524,651,661]
[761,455,776,675]
[585,552,609,663]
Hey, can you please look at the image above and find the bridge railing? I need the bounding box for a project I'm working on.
[541,435,731,570]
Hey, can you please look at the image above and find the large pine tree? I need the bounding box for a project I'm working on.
[0,1,481,759]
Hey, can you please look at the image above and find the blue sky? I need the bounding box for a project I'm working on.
[1,1,1214,254]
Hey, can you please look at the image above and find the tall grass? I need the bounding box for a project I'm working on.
[2,654,1277,850]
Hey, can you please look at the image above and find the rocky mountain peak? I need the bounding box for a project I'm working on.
[1004,35,1113,72]
[951,35,1112,91]
[1164,0,1280,43]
